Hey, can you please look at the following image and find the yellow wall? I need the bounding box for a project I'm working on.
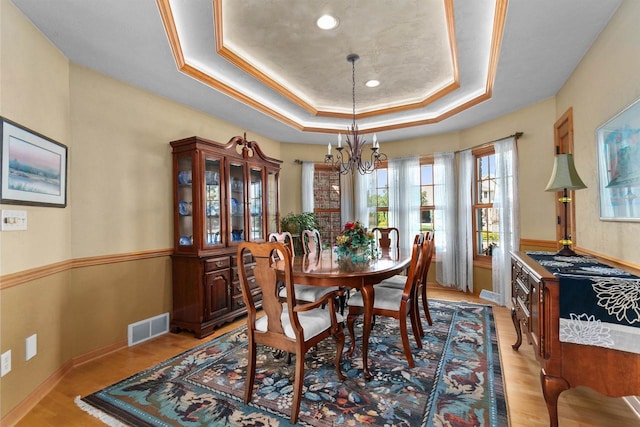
[0,0,71,275]
[68,64,280,257]
[555,0,640,263]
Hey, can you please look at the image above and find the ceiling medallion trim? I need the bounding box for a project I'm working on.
[157,0,508,136]
[212,0,460,119]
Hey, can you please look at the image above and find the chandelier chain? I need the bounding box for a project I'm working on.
[324,54,387,175]
[351,56,356,130]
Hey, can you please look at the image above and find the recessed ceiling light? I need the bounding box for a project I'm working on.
[316,15,339,30]
[366,80,380,88]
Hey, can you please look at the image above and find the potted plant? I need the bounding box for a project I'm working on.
[280,212,319,254]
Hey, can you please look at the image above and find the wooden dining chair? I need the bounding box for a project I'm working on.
[376,233,425,288]
[417,231,435,332]
[270,231,339,303]
[237,241,345,424]
[268,231,295,259]
[377,233,434,334]
[301,229,322,255]
[372,227,400,253]
[302,228,350,314]
[346,236,427,367]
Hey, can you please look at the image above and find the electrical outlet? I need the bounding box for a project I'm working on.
[1,350,11,377]
[26,334,37,361]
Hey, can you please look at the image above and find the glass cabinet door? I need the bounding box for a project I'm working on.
[228,162,245,243]
[249,167,264,240]
[267,169,279,235]
[204,156,222,247]
[177,155,193,248]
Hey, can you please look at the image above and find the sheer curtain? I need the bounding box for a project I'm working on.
[301,162,314,213]
[492,137,519,306]
[457,150,474,292]
[354,172,374,229]
[388,157,420,250]
[340,172,354,225]
[433,152,458,288]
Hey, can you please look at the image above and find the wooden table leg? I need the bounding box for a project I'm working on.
[360,284,374,380]
[540,370,569,427]
[511,306,523,350]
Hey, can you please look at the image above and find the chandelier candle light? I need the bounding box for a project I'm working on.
[325,54,387,175]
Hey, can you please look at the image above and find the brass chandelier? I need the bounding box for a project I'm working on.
[325,54,387,175]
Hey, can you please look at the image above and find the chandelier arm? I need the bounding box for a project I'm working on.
[325,53,386,175]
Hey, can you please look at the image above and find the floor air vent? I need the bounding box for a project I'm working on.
[128,313,169,346]
[479,289,503,305]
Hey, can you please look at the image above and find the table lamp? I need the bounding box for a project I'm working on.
[545,153,587,256]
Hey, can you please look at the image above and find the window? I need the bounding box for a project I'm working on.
[369,162,388,227]
[312,164,341,245]
[420,158,435,232]
[473,146,499,259]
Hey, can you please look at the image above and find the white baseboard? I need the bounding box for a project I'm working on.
[624,396,640,419]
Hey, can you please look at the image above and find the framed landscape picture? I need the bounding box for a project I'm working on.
[596,97,640,221]
[1,118,67,207]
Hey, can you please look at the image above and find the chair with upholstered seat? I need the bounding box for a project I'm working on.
[302,228,348,313]
[376,233,424,289]
[346,236,427,367]
[237,241,345,424]
[378,233,434,334]
[416,231,435,331]
[270,231,339,303]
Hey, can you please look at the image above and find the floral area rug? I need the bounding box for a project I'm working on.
[76,300,508,426]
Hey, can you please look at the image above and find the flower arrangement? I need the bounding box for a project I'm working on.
[335,221,376,263]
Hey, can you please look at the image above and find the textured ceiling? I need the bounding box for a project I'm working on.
[11,0,623,145]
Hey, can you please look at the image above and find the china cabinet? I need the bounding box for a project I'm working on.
[170,134,281,338]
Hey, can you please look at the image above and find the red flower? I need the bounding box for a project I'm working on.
[344,222,355,230]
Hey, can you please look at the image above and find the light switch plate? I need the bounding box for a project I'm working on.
[1,209,27,231]
[1,350,11,377]
[26,334,37,361]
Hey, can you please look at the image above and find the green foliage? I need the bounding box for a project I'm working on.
[280,212,318,235]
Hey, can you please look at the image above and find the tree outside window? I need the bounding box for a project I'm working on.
[473,146,499,259]
[369,164,389,227]
[420,159,435,232]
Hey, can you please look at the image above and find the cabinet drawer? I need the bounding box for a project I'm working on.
[232,253,254,267]
[232,263,256,282]
[232,294,246,311]
[233,290,262,311]
[204,257,230,272]
[233,276,257,295]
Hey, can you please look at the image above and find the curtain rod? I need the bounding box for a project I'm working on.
[293,132,523,163]
[454,131,523,154]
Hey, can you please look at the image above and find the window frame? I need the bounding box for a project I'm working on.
[472,145,497,264]
[419,156,435,233]
[370,160,389,228]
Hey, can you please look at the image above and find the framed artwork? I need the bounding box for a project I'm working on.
[1,118,67,207]
[596,97,640,221]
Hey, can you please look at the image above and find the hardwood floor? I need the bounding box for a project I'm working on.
[14,286,640,426]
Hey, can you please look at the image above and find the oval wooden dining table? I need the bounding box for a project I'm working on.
[289,248,411,380]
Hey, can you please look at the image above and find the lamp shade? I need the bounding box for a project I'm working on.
[545,153,587,192]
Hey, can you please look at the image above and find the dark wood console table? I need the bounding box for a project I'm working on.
[510,251,640,427]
